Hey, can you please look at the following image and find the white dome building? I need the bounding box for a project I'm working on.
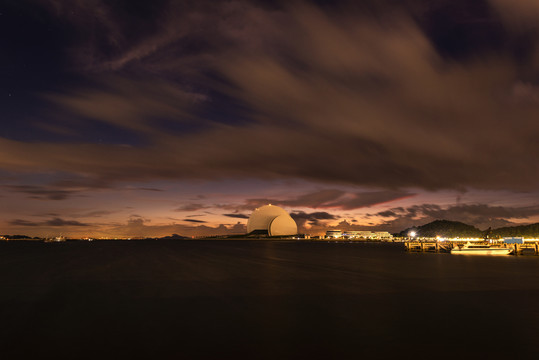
[247,205,297,236]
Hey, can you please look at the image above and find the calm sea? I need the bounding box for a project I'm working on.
[1,240,538,359]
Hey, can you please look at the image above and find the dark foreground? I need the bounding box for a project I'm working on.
[1,240,539,359]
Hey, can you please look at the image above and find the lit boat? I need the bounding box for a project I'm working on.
[451,242,513,255]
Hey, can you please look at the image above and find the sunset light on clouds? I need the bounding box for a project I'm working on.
[3,0,539,237]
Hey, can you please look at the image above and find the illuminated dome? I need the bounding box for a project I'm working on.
[247,205,297,236]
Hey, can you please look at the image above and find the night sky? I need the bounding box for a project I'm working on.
[2,0,539,237]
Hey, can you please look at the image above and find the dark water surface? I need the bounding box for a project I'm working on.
[1,240,539,359]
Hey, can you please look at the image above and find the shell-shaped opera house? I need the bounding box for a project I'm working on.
[247,205,297,236]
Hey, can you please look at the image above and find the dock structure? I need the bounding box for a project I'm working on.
[511,242,539,255]
[404,240,452,253]
[404,239,539,255]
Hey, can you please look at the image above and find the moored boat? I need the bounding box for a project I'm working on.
[451,242,513,255]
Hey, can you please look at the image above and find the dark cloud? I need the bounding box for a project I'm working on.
[291,210,338,227]
[175,204,209,212]
[422,204,539,220]
[377,210,398,218]
[6,215,245,238]
[9,217,89,227]
[2,176,122,201]
[31,213,61,217]
[1,0,538,193]
[223,213,250,219]
[378,203,539,220]
[243,190,413,210]
[44,218,90,227]
[134,187,164,192]
[183,219,207,223]
[290,211,338,221]
[489,0,539,27]
[127,217,145,227]
[51,177,115,190]
[374,203,539,231]
[76,210,117,218]
[101,217,246,238]
[4,185,78,200]
[325,191,415,210]
[277,190,347,208]
[3,0,539,239]
[8,219,40,227]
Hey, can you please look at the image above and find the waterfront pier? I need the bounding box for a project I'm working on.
[404,239,539,255]
[404,240,452,253]
[511,242,539,255]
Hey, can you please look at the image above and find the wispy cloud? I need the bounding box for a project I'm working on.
[223,213,249,219]
[374,203,539,231]
[175,204,210,212]
[4,185,79,200]
[183,219,207,223]
[291,211,338,227]
[241,190,414,210]
[1,1,537,192]
[3,0,539,237]
[9,217,90,227]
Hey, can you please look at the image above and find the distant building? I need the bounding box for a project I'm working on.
[247,204,297,236]
[327,230,393,240]
[373,231,393,240]
[326,230,342,238]
[503,237,524,244]
[343,231,376,239]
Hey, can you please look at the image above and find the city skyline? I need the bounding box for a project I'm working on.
[3,0,539,237]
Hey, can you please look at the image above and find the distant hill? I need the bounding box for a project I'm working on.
[398,220,539,238]
[158,234,190,240]
[397,220,483,238]
[490,223,539,238]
